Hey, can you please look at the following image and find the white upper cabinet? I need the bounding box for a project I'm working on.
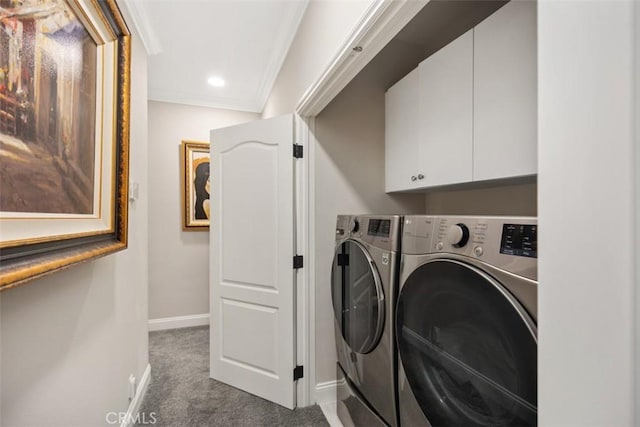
[418,30,473,187]
[385,68,420,192]
[384,1,537,192]
[473,0,537,181]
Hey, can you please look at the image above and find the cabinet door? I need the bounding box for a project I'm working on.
[418,30,473,187]
[385,68,420,192]
[473,1,537,181]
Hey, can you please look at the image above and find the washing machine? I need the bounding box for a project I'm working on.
[331,214,402,427]
[397,215,537,426]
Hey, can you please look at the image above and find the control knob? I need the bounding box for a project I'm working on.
[447,223,470,248]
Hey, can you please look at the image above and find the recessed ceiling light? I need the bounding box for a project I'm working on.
[207,76,225,87]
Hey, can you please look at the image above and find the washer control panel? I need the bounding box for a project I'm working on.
[336,215,401,252]
[500,223,537,258]
[403,215,537,279]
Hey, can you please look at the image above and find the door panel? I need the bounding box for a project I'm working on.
[210,114,296,409]
[221,299,278,375]
[385,67,420,192]
[473,1,537,181]
[221,142,278,289]
[418,30,473,187]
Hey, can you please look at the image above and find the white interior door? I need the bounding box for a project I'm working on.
[210,114,297,409]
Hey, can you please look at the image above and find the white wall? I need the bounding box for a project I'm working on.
[262,0,374,118]
[538,2,636,425]
[1,32,150,426]
[313,40,427,387]
[636,2,640,422]
[147,101,259,321]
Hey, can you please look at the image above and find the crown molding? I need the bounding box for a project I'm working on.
[118,0,163,55]
[296,0,427,117]
[256,1,309,112]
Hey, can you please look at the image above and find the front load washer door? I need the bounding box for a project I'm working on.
[331,240,385,354]
[397,259,537,426]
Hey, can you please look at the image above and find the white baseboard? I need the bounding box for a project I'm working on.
[315,380,338,405]
[148,313,209,331]
[120,363,151,427]
[319,401,344,427]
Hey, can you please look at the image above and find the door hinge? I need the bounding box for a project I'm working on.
[293,365,304,381]
[293,144,303,158]
[293,255,303,269]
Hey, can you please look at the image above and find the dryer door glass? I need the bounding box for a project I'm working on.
[331,240,385,354]
[396,259,537,426]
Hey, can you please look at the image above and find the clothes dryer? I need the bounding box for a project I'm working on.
[332,215,402,427]
[397,215,537,426]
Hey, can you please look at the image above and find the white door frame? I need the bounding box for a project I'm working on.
[635,2,640,422]
[294,0,428,406]
[294,115,311,407]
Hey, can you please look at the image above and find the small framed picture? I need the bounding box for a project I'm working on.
[181,140,210,230]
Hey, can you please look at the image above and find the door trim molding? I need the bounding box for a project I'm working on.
[295,115,312,407]
[295,0,427,117]
[634,1,640,423]
[120,363,152,427]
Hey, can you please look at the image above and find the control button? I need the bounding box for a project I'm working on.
[350,218,359,233]
[447,223,470,248]
[336,228,344,236]
[436,241,444,251]
[473,246,484,257]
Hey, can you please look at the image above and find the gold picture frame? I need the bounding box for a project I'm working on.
[0,0,131,290]
[181,140,210,230]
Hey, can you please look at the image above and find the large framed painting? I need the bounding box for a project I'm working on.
[0,0,131,290]
[181,141,210,230]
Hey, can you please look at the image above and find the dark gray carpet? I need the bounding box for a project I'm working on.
[137,326,329,427]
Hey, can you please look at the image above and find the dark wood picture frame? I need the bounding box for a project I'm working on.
[0,0,131,291]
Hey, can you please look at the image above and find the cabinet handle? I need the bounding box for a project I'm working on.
[418,174,424,180]
[411,175,417,182]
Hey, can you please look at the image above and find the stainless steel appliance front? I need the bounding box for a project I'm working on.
[332,214,402,427]
[397,215,538,427]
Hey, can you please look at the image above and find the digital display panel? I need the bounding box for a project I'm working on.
[500,224,537,258]
[368,219,391,237]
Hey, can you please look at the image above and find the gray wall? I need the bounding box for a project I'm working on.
[1,32,149,425]
[313,40,427,386]
[148,101,259,321]
[424,180,537,216]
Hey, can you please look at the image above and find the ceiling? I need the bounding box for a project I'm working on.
[121,0,309,113]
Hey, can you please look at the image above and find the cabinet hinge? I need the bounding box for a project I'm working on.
[293,255,304,269]
[293,144,303,158]
[293,365,304,381]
